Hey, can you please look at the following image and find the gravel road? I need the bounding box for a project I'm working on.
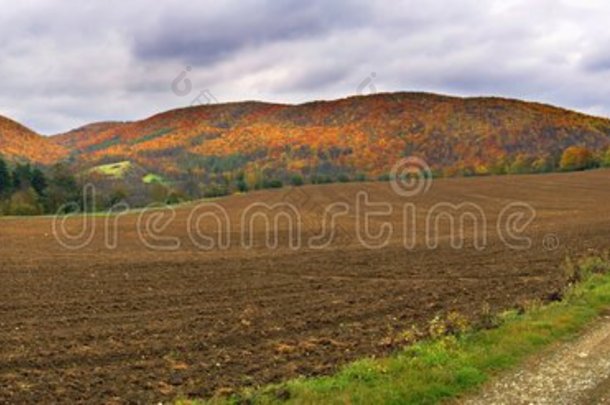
[464,315,610,404]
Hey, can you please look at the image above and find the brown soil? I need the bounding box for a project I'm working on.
[1,170,609,403]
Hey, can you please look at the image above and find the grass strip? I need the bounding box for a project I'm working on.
[183,256,610,405]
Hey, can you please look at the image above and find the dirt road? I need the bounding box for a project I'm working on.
[464,315,610,404]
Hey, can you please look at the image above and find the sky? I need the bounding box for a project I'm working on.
[1,0,610,134]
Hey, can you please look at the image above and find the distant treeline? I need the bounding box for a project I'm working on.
[1,145,609,216]
[0,157,81,215]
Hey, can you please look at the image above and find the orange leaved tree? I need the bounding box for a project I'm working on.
[560,146,594,171]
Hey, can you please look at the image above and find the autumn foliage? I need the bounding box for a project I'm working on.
[560,146,595,171]
[3,92,610,181]
[0,116,67,164]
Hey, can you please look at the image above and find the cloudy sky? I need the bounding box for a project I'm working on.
[1,0,609,134]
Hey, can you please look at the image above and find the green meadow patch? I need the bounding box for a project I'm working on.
[142,173,167,184]
[88,161,133,179]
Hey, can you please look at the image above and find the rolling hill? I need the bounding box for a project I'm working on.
[3,92,610,180]
[48,92,610,179]
[0,115,67,164]
[52,122,126,150]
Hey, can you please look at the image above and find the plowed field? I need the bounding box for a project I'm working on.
[1,170,609,403]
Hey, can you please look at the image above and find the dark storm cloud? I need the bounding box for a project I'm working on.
[132,0,369,66]
[1,0,610,134]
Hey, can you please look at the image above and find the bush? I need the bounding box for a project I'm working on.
[262,179,283,189]
[10,203,41,216]
[9,188,42,215]
[108,187,128,206]
[532,156,554,173]
[337,174,350,183]
[560,146,595,171]
[601,149,610,168]
[148,182,169,203]
[290,174,304,187]
[235,179,248,192]
[203,184,230,198]
[508,154,533,174]
[311,175,333,184]
[354,173,367,182]
[166,191,184,205]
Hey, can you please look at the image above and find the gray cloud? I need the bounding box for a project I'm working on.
[132,1,370,66]
[0,0,609,134]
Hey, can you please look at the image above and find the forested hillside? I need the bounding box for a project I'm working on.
[1,92,610,213]
[0,116,67,164]
[51,92,610,180]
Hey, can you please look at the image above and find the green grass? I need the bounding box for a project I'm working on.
[142,173,167,184]
[88,161,166,185]
[88,161,132,178]
[181,256,610,405]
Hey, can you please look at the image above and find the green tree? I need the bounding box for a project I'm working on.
[31,168,48,197]
[235,179,248,192]
[46,164,81,213]
[148,182,169,203]
[0,156,11,198]
[532,155,554,173]
[601,148,610,168]
[290,174,304,186]
[354,173,367,182]
[337,173,350,183]
[108,186,128,206]
[9,188,42,215]
[508,154,533,174]
[489,155,509,175]
[203,183,229,198]
[262,179,283,189]
[12,163,33,190]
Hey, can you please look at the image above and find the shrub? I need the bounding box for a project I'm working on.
[109,187,128,206]
[532,156,554,173]
[148,182,169,203]
[203,184,230,198]
[560,146,595,171]
[428,311,470,339]
[235,179,248,192]
[9,188,42,215]
[354,173,367,182]
[601,149,610,168]
[166,191,184,205]
[337,174,350,183]
[508,154,533,174]
[290,175,304,187]
[10,203,40,216]
[311,175,333,184]
[262,179,283,189]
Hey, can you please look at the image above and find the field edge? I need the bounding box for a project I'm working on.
[181,254,610,405]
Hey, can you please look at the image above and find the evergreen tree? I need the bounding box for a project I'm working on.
[12,163,33,191]
[46,163,81,213]
[31,168,48,197]
[0,156,11,198]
